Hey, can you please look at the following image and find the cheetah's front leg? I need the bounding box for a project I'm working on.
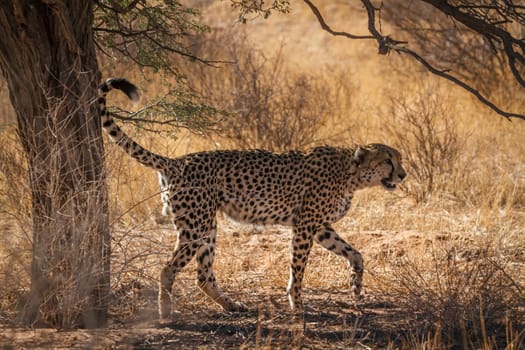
[314,223,363,297]
[287,227,313,315]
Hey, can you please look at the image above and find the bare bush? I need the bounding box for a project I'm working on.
[370,237,524,349]
[386,84,468,203]
[109,224,166,321]
[0,129,31,325]
[182,32,356,151]
[384,82,525,209]
[4,89,112,328]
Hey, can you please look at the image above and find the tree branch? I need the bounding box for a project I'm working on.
[361,0,408,54]
[303,0,525,121]
[94,0,140,14]
[302,0,374,40]
[421,0,525,88]
[93,1,222,73]
[395,46,524,121]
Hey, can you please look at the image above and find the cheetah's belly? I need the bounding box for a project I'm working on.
[220,192,298,226]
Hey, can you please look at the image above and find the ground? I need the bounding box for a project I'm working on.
[2,219,521,349]
[0,291,406,349]
[0,227,423,349]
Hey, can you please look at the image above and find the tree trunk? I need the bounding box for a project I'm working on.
[0,1,110,328]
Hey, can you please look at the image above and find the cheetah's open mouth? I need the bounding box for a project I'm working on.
[381,179,396,190]
[381,159,397,190]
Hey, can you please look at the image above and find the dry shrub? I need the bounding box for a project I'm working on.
[109,224,165,320]
[380,82,525,347]
[468,152,525,210]
[0,84,114,328]
[386,83,469,204]
[181,31,356,151]
[385,82,525,210]
[0,127,32,325]
[370,236,524,349]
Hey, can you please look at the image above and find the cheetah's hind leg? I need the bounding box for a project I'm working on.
[195,227,248,312]
[158,230,199,319]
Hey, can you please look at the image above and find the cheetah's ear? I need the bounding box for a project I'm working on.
[354,146,380,168]
[353,147,369,167]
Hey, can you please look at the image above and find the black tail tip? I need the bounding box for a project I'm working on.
[106,78,139,102]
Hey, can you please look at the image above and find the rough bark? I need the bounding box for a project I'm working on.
[0,1,109,328]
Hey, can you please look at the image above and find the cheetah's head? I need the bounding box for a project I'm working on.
[353,144,406,191]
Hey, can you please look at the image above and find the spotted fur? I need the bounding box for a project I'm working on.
[99,78,407,319]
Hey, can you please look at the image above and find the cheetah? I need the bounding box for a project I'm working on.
[99,78,407,319]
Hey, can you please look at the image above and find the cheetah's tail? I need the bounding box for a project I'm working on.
[99,78,168,171]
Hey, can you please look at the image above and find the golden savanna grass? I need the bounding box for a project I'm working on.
[1,1,524,348]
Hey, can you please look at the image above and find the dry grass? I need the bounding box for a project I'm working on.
[1,0,525,348]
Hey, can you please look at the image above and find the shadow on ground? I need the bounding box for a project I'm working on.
[129,290,408,349]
